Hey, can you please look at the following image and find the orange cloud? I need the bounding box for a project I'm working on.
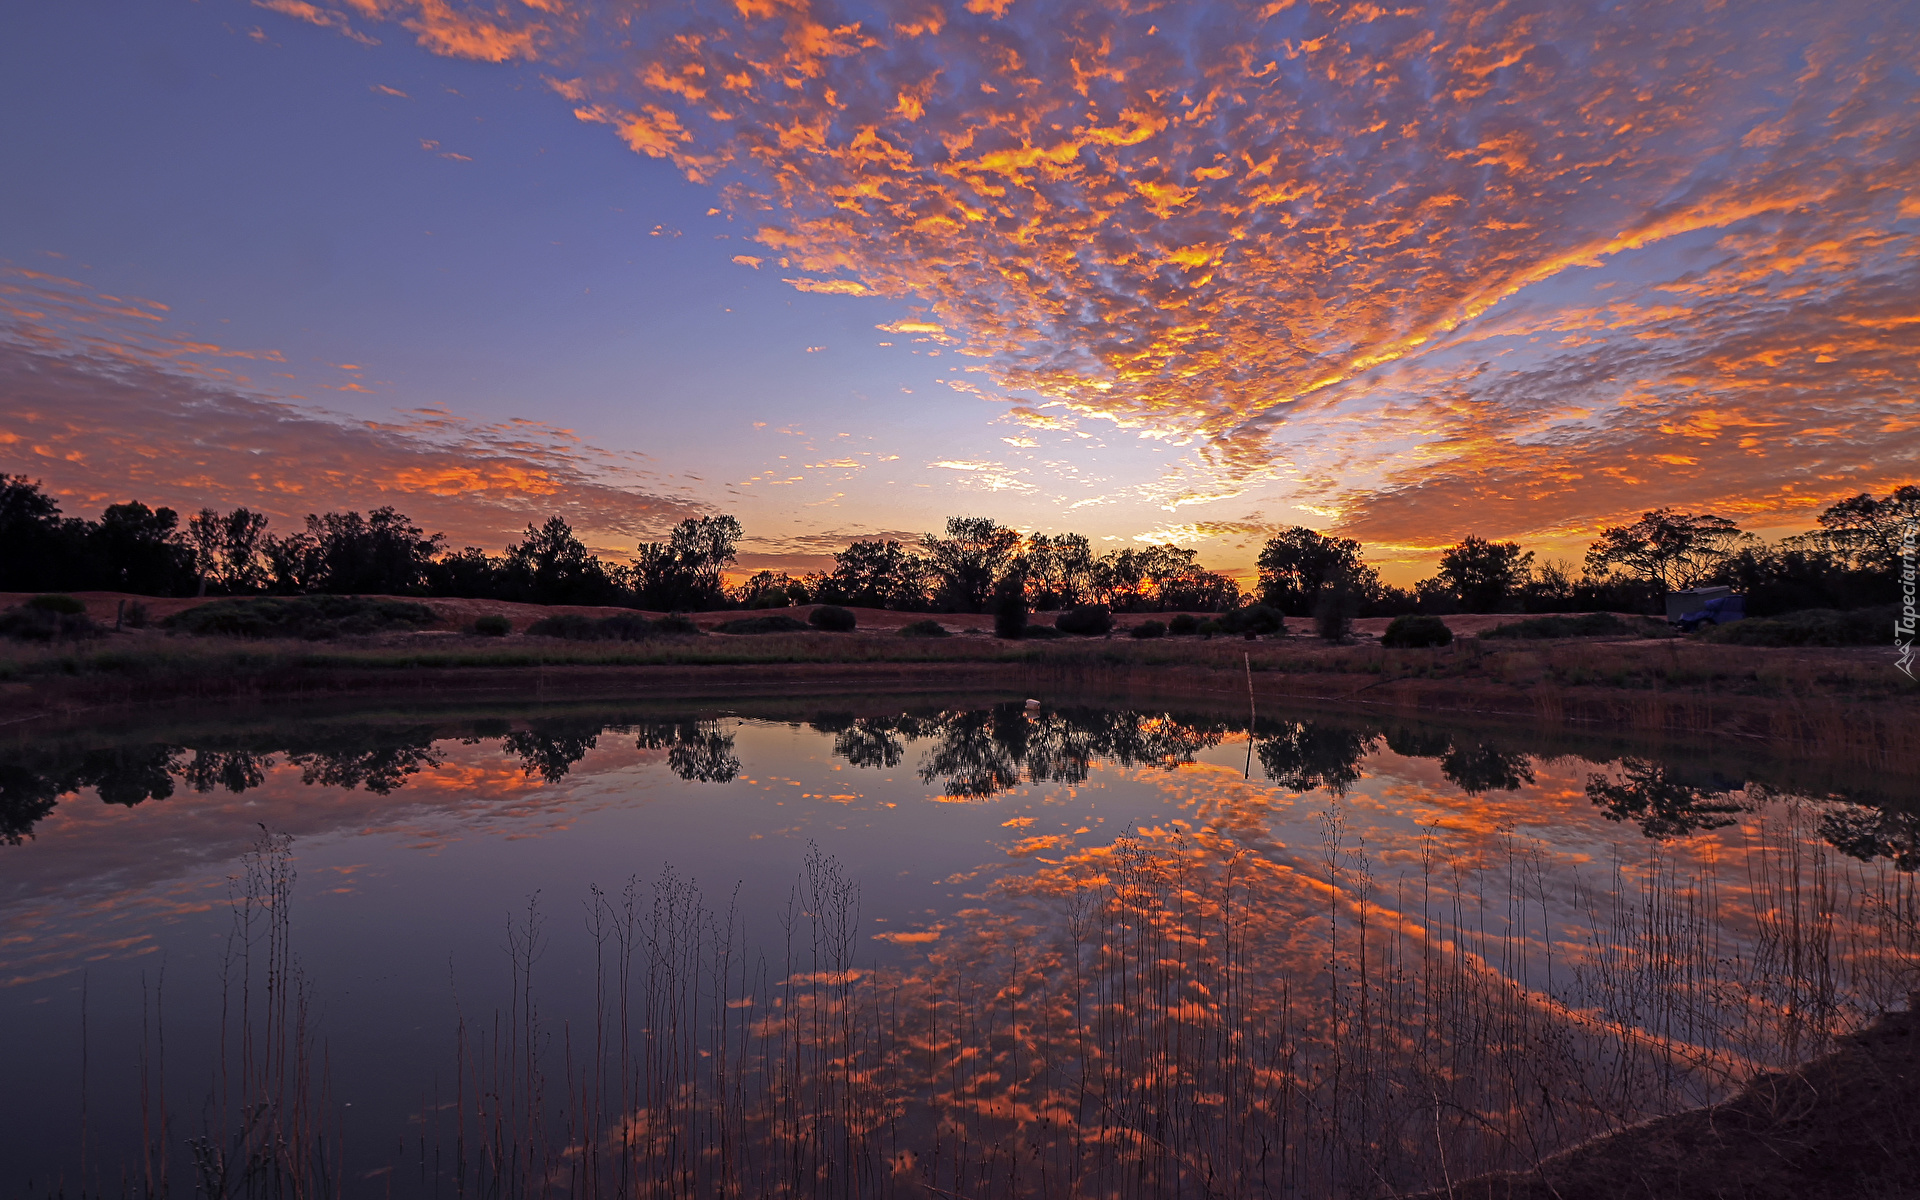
[251,0,1920,538]
[0,269,711,552]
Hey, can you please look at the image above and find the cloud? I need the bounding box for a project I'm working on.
[255,0,1920,538]
[0,269,710,553]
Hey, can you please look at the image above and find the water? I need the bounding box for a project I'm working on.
[3,695,1915,1197]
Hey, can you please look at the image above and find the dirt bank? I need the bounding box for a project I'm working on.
[1404,999,1920,1200]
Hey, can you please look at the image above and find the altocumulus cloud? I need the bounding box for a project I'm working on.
[0,268,710,552]
[264,0,1918,541]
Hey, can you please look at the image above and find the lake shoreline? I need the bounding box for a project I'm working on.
[1403,997,1920,1200]
[5,630,1915,769]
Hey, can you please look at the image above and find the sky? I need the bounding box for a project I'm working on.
[2,0,1916,583]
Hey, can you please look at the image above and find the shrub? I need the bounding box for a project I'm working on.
[1485,612,1640,640]
[123,601,151,629]
[1706,606,1891,647]
[0,604,99,642]
[714,614,810,635]
[1167,613,1199,636]
[1055,604,1113,636]
[809,605,857,632]
[514,612,675,641]
[994,588,1028,639]
[654,613,702,636]
[165,596,438,640]
[748,591,792,609]
[1382,614,1453,648]
[473,614,512,637]
[1130,619,1167,640]
[27,594,86,615]
[525,613,596,639]
[899,619,951,638]
[1020,624,1066,639]
[1220,604,1285,637]
[1313,589,1357,642]
[1197,619,1224,639]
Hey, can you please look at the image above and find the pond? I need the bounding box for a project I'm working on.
[3,694,1916,1197]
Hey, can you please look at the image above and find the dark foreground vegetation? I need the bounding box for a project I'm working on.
[4,475,1911,626]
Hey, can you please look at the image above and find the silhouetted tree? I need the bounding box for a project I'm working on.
[0,476,77,592]
[634,516,742,610]
[1584,509,1745,592]
[186,507,272,595]
[922,517,1022,612]
[272,507,444,594]
[92,501,193,595]
[1257,527,1381,617]
[1436,535,1534,613]
[829,540,930,609]
[504,516,622,605]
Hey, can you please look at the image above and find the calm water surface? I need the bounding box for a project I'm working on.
[3,696,1915,1197]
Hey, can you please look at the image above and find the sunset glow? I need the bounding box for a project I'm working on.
[3,0,1916,577]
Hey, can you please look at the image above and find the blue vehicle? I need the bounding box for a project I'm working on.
[1676,593,1744,632]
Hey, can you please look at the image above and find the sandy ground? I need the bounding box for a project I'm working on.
[1,592,1648,640]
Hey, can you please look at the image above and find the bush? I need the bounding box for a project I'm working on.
[1020,624,1066,639]
[165,596,438,640]
[994,588,1028,639]
[899,619,951,638]
[123,601,151,629]
[0,604,99,642]
[808,604,857,632]
[513,612,682,641]
[1197,619,1225,639]
[655,613,702,636]
[1055,604,1113,636]
[1313,587,1358,642]
[472,614,512,637]
[1706,606,1892,647]
[714,614,810,635]
[1382,614,1453,648]
[748,591,792,609]
[1220,604,1285,637]
[1485,612,1642,640]
[1130,619,1167,640]
[27,594,86,615]
[1167,613,1199,636]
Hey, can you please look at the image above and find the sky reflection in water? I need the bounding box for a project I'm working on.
[2,700,1915,1195]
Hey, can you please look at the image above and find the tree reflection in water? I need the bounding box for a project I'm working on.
[0,706,1912,879]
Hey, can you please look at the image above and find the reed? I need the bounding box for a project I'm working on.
[422,797,1916,1198]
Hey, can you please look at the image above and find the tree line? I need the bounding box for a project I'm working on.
[2,473,1911,617]
[1255,493,1915,620]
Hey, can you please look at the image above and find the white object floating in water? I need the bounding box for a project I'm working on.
[1024,698,1041,709]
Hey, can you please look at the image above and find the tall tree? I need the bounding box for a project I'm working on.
[921,516,1022,612]
[92,501,192,595]
[504,516,621,605]
[0,475,76,592]
[1584,508,1744,592]
[1809,485,1920,574]
[634,515,742,610]
[186,507,272,595]
[277,507,443,594]
[1256,527,1379,616]
[1436,535,1534,612]
[1023,533,1096,609]
[829,540,930,609]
